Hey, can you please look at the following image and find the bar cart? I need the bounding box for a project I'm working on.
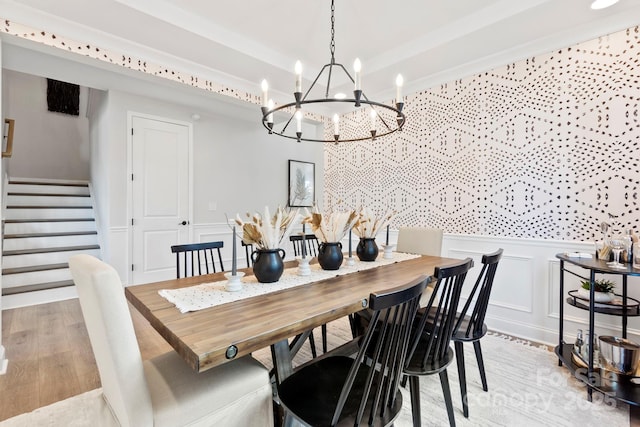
[556,253,640,405]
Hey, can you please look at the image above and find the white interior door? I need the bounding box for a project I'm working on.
[131,115,190,284]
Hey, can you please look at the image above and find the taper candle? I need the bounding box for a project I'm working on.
[349,229,352,256]
[386,225,390,246]
[232,225,237,275]
[302,223,307,259]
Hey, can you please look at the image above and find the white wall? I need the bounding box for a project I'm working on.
[103,90,323,281]
[2,70,89,180]
[0,39,8,374]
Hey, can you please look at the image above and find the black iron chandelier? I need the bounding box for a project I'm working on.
[260,0,406,143]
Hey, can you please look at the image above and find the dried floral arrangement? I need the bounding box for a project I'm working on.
[236,206,299,250]
[353,207,394,239]
[304,206,359,243]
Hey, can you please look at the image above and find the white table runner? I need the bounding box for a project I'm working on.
[159,252,421,313]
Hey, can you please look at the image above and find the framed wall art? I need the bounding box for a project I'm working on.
[3,119,14,158]
[288,160,315,207]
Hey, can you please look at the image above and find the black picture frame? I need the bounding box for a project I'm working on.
[288,160,315,207]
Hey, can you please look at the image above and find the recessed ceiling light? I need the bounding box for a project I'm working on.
[334,93,347,100]
[591,0,619,10]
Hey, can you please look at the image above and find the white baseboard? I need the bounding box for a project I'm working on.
[1,286,78,310]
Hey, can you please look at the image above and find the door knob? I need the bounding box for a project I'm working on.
[179,220,188,225]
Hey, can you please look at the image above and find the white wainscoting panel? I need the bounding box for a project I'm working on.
[443,234,640,347]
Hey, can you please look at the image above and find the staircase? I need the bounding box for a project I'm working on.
[2,179,101,305]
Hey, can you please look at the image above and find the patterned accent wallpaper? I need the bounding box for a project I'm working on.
[2,18,637,241]
[324,26,640,241]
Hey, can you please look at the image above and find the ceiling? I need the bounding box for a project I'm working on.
[1,0,640,113]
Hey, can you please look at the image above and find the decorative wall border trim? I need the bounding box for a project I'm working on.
[0,19,324,124]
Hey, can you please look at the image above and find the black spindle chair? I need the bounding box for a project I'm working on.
[277,275,429,427]
[170,241,225,278]
[453,249,503,418]
[242,241,254,268]
[404,258,474,427]
[289,234,320,258]
[289,233,325,357]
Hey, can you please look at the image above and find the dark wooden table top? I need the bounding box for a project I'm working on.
[125,255,459,372]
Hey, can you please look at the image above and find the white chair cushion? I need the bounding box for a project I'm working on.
[145,353,273,427]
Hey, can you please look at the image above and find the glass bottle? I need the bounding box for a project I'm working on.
[574,329,584,358]
[621,230,633,263]
[593,333,600,367]
[634,241,640,269]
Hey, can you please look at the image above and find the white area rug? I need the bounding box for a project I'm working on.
[0,320,629,426]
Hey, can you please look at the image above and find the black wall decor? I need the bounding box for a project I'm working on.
[46,79,80,116]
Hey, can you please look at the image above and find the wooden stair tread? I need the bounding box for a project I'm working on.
[7,192,90,197]
[3,245,100,256]
[6,205,92,209]
[4,231,98,239]
[3,263,68,275]
[8,180,88,187]
[4,218,95,223]
[2,280,75,296]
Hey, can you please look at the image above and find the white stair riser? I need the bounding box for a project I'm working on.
[2,249,101,269]
[2,268,72,288]
[6,195,91,207]
[7,184,89,195]
[4,221,97,235]
[3,234,98,251]
[4,208,94,220]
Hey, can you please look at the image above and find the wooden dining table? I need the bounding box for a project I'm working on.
[125,254,459,383]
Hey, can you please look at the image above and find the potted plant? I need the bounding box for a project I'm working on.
[577,278,616,302]
[304,207,359,270]
[352,207,394,261]
[236,206,299,282]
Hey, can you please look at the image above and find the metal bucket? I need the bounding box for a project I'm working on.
[598,336,640,375]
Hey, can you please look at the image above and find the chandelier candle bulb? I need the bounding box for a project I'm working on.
[261,79,269,107]
[267,99,274,124]
[370,109,377,131]
[295,60,302,93]
[295,110,302,133]
[396,74,403,103]
[354,58,362,90]
[333,113,339,135]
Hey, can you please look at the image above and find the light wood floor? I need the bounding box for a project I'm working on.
[0,298,171,422]
[1,298,640,425]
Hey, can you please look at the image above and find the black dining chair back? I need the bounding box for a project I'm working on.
[170,241,225,278]
[277,275,428,427]
[289,234,320,258]
[289,232,323,356]
[404,257,474,427]
[242,241,254,268]
[453,248,503,418]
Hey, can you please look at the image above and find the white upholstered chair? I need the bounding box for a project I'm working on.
[69,254,273,427]
[396,226,443,256]
[396,227,443,307]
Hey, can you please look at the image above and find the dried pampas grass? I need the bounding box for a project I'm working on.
[353,207,394,239]
[236,206,299,250]
[304,206,358,242]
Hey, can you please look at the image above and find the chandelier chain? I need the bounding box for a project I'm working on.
[330,0,335,60]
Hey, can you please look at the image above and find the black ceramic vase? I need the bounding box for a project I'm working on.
[317,242,343,270]
[251,248,286,283]
[356,238,378,261]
